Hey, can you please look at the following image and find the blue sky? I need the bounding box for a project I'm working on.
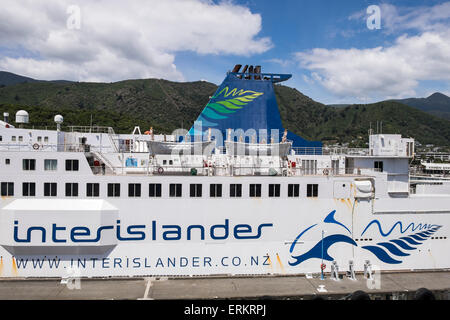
[175,0,450,104]
[1,0,449,104]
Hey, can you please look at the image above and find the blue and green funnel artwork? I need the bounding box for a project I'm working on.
[188,70,322,150]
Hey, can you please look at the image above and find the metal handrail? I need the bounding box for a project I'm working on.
[0,143,115,153]
[89,163,383,177]
[291,147,370,156]
[68,126,114,133]
[228,72,292,83]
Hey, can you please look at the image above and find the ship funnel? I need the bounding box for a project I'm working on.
[239,65,249,79]
[3,112,9,123]
[254,66,261,80]
[246,65,254,79]
[188,66,322,152]
[231,64,242,73]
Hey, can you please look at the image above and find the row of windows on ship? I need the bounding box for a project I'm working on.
[0,182,319,198]
[0,135,49,142]
[6,159,78,171]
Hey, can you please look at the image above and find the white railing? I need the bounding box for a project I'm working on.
[290,147,370,156]
[67,126,113,133]
[0,143,115,153]
[88,163,384,177]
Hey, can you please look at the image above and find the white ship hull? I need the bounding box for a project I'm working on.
[1,177,449,278]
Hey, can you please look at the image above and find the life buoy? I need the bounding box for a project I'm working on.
[320,263,326,270]
[351,290,370,300]
[323,169,329,176]
[414,288,435,300]
[33,143,40,150]
[157,167,164,174]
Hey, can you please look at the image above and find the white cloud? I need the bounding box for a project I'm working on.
[264,58,291,67]
[379,2,450,34]
[296,3,450,101]
[0,0,272,82]
[348,2,450,34]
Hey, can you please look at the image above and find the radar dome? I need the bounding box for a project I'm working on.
[15,110,29,124]
[54,115,64,124]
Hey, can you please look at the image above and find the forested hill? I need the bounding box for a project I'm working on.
[0,76,449,146]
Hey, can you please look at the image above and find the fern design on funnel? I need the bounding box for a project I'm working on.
[199,87,264,126]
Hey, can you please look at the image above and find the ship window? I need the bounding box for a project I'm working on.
[169,184,182,197]
[5,159,10,165]
[44,183,57,197]
[307,184,318,198]
[65,183,78,197]
[149,184,162,197]
[1,182,14,196]
[107,183,120,197]
[210,184,222,197]
[22,182,36,197]
[44,159,57,171]
[249,184,261,198]
[0,136,2,141]
[11,136,16,142]
[18,136,23,142]
[37,136,42,142]
[128,183,141,197]
[163,160,167,165]
[268,184,280,197]
[374,161,384,172]
[190,184,202,197]
[23,159,36,171]
[288,184,300,197]
[44,136,49,143]
[65,159,79,171]
[87,183,99,197]
[230,184,242,198]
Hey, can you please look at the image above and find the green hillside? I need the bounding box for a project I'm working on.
[0,71,38,87]
[1,78,449,146]
[0,79,217,133]
[393,92,450,120]
[274,85,450,147]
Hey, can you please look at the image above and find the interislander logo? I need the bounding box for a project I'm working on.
[289,210,442,266]
[197,86,264,127]
[12,219,273,243]
[289,210,356,266]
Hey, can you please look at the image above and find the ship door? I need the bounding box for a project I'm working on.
[333,181,351,199]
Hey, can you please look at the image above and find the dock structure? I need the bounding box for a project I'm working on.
[0,271,448,300]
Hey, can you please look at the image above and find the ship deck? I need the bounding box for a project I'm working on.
[0,270,448,300]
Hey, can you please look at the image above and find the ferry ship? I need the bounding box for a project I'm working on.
[0,65,449,278]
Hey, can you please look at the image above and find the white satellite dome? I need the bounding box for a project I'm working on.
[16,110,29,124]
[54,114,64,124]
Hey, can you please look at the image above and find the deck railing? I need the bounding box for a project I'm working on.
[0,143,115,153]
[290,147,370,156]
[89,163,383,177]
[67,126,114,133]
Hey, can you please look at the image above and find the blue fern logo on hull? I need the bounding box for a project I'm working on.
[289,211,442,266]
[197,86,264,127]
[360,221,441,264]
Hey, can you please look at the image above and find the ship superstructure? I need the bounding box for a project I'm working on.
[0,66,448,278]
